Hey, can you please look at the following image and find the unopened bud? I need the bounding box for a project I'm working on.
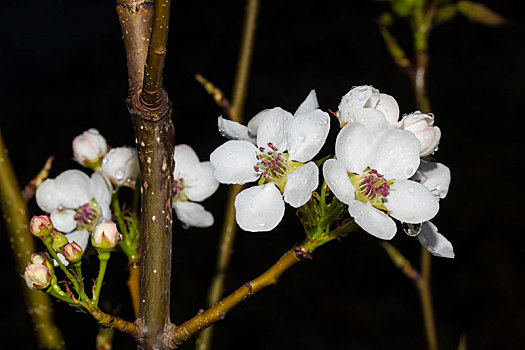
[30,215,53,239]
[61,242,84,263]
[51,231,68,252]
[73,129,108,168]
[24,264,52,290]
[399,111,441,156]
[29,253,48,265]
[91,221,122,250]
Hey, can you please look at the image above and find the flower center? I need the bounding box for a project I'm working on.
[254,143,287,179]
[74,200,100,230]
[350,169,393,210]
[172,178,188,201]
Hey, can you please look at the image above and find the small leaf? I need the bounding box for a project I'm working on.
[457,1,510,26]
[435,3,458,25]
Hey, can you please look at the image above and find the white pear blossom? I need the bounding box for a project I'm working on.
[172,144,219,228]
[36,169,112,262]
[398,111,441,156]
[337,85,400,129]
[210,91,329,232]
[101,147,139,187]
[72,128,108,167]
[323,122,439,240]
[411,161,454,258]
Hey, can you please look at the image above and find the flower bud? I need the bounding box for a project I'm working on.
[50,230,68,252]
[30,215,53,239]
[91,221,122,250]
[29,252,48,265]
[399,111,441,156]
[61,242,84,263]
[100,147,139,187]
[73,129,108,168]
[24,264,52,290]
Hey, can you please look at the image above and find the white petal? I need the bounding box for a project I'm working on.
[185,162,220,202]
[210,140,259,184]
[256,107,292,151]
[287,109,330,162]
[417,221,454,258]
[338,85,379,110]
[217,116,252,142]
[375,94,399,124]
[50,209,77,233]
[294,90,319,116]
[101,147,139,186]
[338,107,388,135]
[385,180,439,224]
[36,179,59,213]
[348,200,396,240]
[247,109,269,137]
[55,170,93,208]
[411,161,451,199]
[91,171,112,219]
[173,201,214,228]
[174,144,200,178]
[283,162,319,208]
[335,123,375,174]
[370,129,421,180]
[234,184,285,232]
[322,159,355,205]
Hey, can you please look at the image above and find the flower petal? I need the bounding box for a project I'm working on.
[185,162,220,202]
[284,162,319,208]
[256,107,292,151]
[36,179,59,213]
[217,116,253,142]
[348,200,397,240]
[172,201,214,228]
[55,170,93,208]
[210,140,259,184]
[375,94,399,124]
[66,229,90,251]
[370,129,421,180]
[338,107,388,135]
[294,89,319,116]
[287,109,330,162]
[335,123,375,174]
[411,161,451,199]
[247,109,269,137]
[174,144,200,178]
[323,159,355,205]
[338,85,379,110]
[50,209,77,233]
[417,221,454,258]
[91,172,113,221]
[385,180,439,224]
[234,184,285,232]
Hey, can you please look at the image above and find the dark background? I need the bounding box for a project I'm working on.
[1,0,523,349]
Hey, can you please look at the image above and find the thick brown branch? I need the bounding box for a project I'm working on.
[0,128,64,349]
[90,308,143,339]
[142,0,172,107]
[116,0,154,93]
[167,245,310,348]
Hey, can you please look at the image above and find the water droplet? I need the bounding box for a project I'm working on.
[181,222,190,229]
[402,222,421,237]
[115,170,124,180]
[358,92,366,100]
[407,186,415,193]
[298,135,305,142]
[258,223,266,227]
[405,166,414,176]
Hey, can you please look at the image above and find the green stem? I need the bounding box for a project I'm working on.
[44,240,81,294]
[92,252,110,308]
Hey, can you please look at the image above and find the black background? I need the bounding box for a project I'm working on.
[1,0,524,349]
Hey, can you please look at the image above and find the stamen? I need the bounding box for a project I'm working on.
[254,142,288,182]
[173,178,185,197]
[74,203,97,225]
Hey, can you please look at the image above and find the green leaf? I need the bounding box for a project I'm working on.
[435,3,458,25]
[457,1,509,26]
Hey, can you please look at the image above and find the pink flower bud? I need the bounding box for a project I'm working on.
[91,221,122,250]
[61,242,84,263]
[24,264,52,290]
[29,253,49,266]
[399,112,441,157]
[30,215,53,239]
[73,129,108,167]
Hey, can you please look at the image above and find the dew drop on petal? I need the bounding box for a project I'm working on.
[402,222,422,236]
[115,170,124,180]
[405,166,415,177]
[181,222,190,230]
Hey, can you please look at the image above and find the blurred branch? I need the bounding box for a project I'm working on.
[195,1,259,349]
[0,128,65,349]
[22,156,53,201]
